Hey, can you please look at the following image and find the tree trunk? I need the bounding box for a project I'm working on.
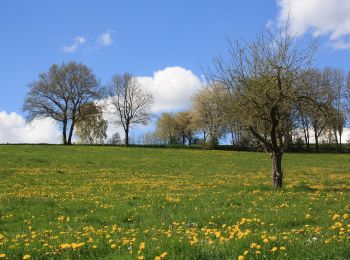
[272,152,283,187]
[62,120,67,145]
[67,120,75,145]
[182,133,185,145]
[125,126,129,146]
[314,128,319,153]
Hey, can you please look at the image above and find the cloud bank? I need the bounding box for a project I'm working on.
[0,111,61,143]
[277,0,350,49]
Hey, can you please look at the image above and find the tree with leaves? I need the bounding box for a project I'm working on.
[23,62,102,145]
[75,103,108,144]
[207,26,316,187]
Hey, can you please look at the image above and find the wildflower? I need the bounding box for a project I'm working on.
[71,242,85,249]
[238,256,244,260]
[280,246,286,250]
[243,250,249,255]
[155,257,161,260]
[343,213,349,219]
[139,242,145,250]
[256,250,261,254]
[23,255,31,260]
[305,214,311,219]
[92,245,97,249]
[160,252,168,258]
[111,244,117,249]
[138,257,144,260]
[332,214,340,220]
[270,247,278,252]
[59,243,71,250]
[263,238,269,243]
[215,231,221,238]
[250,242,257,248]
[0,254,6,258]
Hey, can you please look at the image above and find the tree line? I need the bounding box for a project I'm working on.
[23,25,350,187]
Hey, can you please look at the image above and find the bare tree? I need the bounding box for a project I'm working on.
[207,26,316,187]
[109,73,154,145]
[23,62,101,144]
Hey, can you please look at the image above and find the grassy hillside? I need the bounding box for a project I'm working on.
[0,145,349,259]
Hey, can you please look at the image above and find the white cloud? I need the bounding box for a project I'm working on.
[0,111,61,144]
[97,32,112,46]
[138,66,203,113]
[63,36,86,53]
[277,0,350,49]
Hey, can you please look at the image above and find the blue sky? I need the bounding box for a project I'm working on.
[1,0,350,143]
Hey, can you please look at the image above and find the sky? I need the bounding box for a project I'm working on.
[1,0,350,143]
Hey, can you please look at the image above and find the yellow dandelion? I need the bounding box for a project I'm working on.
[238,256,244,260]
[155,257,161,260]
[0,254,7,259]
[280,246,286,250]
[160,252,168,258]
[139,242,145,250]
[263,238,269,243]
[215,231,221,238]
[256,250,261,254]
[23,255,31,260]
[250,242,257,248]
[270,246,278,252]
[111,244,117,249]
[59,243,71,250]
[138,257,144,260]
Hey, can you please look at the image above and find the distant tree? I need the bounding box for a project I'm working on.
[207,26,316,187]
[192,84,227,146]
[75,103,107,144]
[156,112,181,144]
[23,62,101,145]
[109,73,154,146]
[175,111,195,145]
[323,68,346,151]
[107,132,122,145]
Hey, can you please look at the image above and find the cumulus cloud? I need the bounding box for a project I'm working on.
[97,32,112,46]
[138,66,203,113]
[62,36,86,53]
[277,0,350,49]
[0,111,61,144]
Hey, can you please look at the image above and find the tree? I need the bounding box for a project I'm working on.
[109,73,154,146]
[175,111,195,145]
[207,26,316,187]
[156,112,181,144]
[107,132,122,145]
[23,62,101,145]
[75,103,108,144]
[191,84,227,146]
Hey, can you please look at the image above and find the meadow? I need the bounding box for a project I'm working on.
[0,145,349,259]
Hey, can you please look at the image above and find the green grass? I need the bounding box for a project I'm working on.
[0,145,349,259]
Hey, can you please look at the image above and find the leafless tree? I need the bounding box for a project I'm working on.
[23,62,102,144]
[109,73,154,145]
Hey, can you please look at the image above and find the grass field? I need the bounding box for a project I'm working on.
[0,145,349,259]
